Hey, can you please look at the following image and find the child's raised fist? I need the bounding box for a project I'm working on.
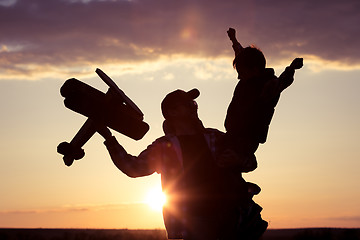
[290,58,303,70]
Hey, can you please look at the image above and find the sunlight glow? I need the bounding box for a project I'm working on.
[181,28,194,40]
[145,187,167,212]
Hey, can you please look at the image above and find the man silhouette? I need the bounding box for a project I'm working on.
[96,88,266,240]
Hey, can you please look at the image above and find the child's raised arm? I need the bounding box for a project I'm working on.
[227,27,243,56]
[276,58,304,93]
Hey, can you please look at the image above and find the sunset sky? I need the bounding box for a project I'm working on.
[1,0,359,230]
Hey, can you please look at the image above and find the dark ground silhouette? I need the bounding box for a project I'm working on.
[1,228,359,240]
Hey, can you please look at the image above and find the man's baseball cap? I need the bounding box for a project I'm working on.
[161,88,200,119]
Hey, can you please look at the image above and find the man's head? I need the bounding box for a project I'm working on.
[233,46,266,80]
[161,89,200,121]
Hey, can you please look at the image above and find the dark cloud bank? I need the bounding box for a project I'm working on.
[1,0,360,76]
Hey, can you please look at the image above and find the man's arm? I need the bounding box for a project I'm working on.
[227,28,243,56]
[97,125,157,178]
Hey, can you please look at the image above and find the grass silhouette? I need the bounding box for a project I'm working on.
[0,228,359,240]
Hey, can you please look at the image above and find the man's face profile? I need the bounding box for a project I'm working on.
[170,99,198,121]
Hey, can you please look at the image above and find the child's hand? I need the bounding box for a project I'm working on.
[290,58,303,70]
[227,28,236,41]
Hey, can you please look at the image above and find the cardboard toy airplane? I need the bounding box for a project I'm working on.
[57,68,149,166]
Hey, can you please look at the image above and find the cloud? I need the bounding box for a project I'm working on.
[0,0,17,7]
[0,0,359,79]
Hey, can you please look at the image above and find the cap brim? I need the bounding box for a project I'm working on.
[187,88,200,99]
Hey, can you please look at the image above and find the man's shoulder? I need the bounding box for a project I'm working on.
[153,135,172,143]
[154,129,224,141]
[205,128,225,136]
[153,134,180,146]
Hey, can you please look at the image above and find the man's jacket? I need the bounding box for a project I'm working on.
[104,128,224,239]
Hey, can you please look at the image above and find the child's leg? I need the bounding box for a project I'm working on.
[217,133,258,172]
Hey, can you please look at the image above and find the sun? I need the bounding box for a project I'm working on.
[145,187,167,211]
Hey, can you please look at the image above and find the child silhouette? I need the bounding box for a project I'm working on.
[220,27,303,172]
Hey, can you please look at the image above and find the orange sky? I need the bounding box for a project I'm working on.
[1,0,360,230]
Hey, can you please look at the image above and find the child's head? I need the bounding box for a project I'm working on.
[233,45,266,80]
